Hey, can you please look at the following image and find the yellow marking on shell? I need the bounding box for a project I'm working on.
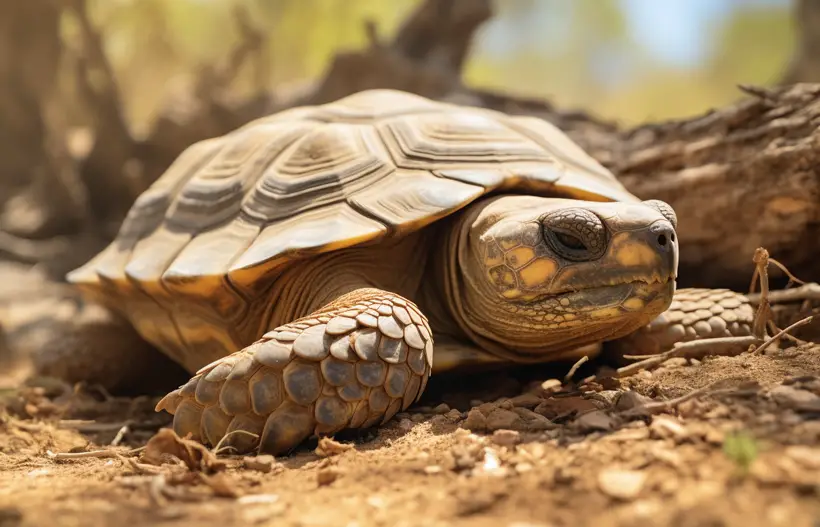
[485,251,504,267]
[590,307,623,319]
[622,297,645,311]
[557,319,584,328]
[518,258,558,288]
[501,288,522,299]
[499,238,520,250]
[502,270,516,285]
[505,246,536,269]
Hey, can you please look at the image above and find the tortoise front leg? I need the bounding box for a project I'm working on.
[155,288,433,455]
[607,288,755,358]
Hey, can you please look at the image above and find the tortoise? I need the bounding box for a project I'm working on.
[66,89,754,454]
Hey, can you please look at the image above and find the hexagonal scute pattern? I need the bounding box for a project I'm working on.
[154,289,433,455]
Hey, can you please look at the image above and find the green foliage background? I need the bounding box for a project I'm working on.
[75,0,794,130]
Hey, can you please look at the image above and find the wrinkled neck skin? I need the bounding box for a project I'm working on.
[436,196,676,363]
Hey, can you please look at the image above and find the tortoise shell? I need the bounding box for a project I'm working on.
[68,89,636,369]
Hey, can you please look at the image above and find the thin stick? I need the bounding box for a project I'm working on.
[752,316,814,355]
[46,446,144,460]
[769,258,806,287]
[610,336,758,379]
[620,380,753,418]
[751,248,771,339]
[212,429,259,456]
[564,355,589,383]
[110,424,129,447]
[746,282,820,305]
[58,420,131,432]
[47,449,120,460]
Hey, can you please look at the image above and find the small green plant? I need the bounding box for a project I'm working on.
[723,431,759,474]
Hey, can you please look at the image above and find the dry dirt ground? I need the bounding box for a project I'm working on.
[1,340,819,527]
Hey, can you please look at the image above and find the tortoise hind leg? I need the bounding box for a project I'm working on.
[606,288,755,358]
[156,288,434,455]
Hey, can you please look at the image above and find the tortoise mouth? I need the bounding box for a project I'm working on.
[518,271,676,306]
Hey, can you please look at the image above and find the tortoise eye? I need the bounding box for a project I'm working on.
[540,208,607,262]
[555,232,586,251]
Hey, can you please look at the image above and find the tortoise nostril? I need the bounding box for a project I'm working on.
[671,233,675,243]
[657,234,667,247]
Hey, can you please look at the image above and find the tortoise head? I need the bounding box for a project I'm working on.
[454,195,678,359]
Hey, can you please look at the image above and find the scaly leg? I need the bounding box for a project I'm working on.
[156,288,433,454]
[607,288,755,358]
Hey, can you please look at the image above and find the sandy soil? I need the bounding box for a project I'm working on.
[1,341,819,527]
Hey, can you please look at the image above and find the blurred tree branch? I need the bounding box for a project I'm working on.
[781,0,820,84]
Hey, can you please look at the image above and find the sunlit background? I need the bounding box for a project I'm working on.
[76,0,794,131]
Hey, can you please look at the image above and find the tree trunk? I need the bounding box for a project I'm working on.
[782,0,820,84]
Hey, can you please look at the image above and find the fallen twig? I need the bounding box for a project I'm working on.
[46,446,143,460]
[752,316,815,355]
[564,355,589,384]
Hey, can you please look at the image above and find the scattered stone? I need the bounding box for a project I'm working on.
[615,391,653,412]
[432,403,451,414]
[649,415,688,442]
[664,357,689,368]
[584,390,620,407]
[498,399,514,410]
[444,409,464,422]
[510,393,543,408]
[243,455,277,473]
[511,407,556,431]
[411,413,426,422]
[315,437,354,457]
[491,429,520,448]
[424,465,443,474]
[316,467,340,486]
[535,397,599,420]
[485,408,523,431]
[771,385,820,412]
[784,446,820,469]
[540,379,562,392]
[597,468,647,500]
[573,410,616,432]
[462,408,488,432]
[398,418,415,431]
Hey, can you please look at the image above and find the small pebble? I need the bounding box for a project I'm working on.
[316,467,340,486]
[597,468,646,500]
[573,410,615,432]
[244,455,277,473]
[315,437,354,457]
[424,465,443,474]
[770,385,820,411]
[462,408,488,432]
[432,403,451,414]
[540,379,562,392]
[649,415,688,442]
[491,429,521,447]
[485,408,523,431]
[509,393,543,408]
